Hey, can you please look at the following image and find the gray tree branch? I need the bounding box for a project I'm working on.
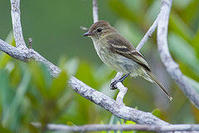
[32,123,199,132]
[157,0,199,109]
[10,0,26,48]
[69,76,168,125]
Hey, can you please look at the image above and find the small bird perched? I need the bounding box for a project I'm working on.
[83,20,172,101]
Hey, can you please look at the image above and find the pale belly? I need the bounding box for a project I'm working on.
[94,44,142,77]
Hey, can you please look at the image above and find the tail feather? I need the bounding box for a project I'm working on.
[146,71,173,101]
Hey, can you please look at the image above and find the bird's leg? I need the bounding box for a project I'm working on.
[110,73,130,90]
[119,73,130,82]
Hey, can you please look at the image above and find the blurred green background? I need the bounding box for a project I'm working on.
[0,0,199,132]
[0,0,118,64]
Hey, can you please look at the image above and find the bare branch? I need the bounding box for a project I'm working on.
[32,123,199,132]
[157,0,199,109]
[136,14,160,51]
[0,39,28,61]
[69,76,168,125]
[92,0,99,23]
[10,0,26,48]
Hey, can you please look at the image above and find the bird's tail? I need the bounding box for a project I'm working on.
[146,71,173,101]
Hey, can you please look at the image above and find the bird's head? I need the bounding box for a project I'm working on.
[83,20,116,40]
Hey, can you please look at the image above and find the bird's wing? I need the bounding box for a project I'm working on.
[107,34,151,71]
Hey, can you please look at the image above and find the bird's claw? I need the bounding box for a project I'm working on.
[110,73,130,90]
[110,80,119,90]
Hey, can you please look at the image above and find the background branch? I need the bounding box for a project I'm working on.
[32,123,199,132]
[157,0,199,109]
[92,0,99,23]
[136,14,160,51]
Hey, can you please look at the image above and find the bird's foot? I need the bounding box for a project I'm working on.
[110,80,119,90]
[110,73,130,90]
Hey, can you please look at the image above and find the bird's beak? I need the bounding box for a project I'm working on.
[83,31,92,37]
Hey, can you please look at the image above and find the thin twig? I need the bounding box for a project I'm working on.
[157,0,199,109]
[92,0,99,23]
[136,14,160,51]
[80,26,88,31]
[28,38,32,49]
[32,123,199,132]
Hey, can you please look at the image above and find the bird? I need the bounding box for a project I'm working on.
[83,20,172,101]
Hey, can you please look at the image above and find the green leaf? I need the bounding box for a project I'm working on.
[2,68,31,129]
[75,61,98,88]
[0,31,15,69]
[57,90,73,111]
[29,62,52,98]
[108,0,142,24]
[170,13,194,43]
[0,54,11,69]
[0,70,14,118]
[173,0,192,9]
[192,28,199,57]
[5,31,16,46]
[49,70,68,99]
[0,124,12,133]
[125,120,136,125]
[168,33,199,76]
[183,0,199,24]
[152,108,161,118]
[9,63,22,87]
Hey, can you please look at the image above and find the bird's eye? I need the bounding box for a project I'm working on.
[97,28,102,32]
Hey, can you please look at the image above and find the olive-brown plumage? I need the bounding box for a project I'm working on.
[83,20,172,101]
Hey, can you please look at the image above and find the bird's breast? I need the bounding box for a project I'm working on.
[92,40,141,76]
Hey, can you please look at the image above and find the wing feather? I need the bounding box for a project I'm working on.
[107,34,151,71]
